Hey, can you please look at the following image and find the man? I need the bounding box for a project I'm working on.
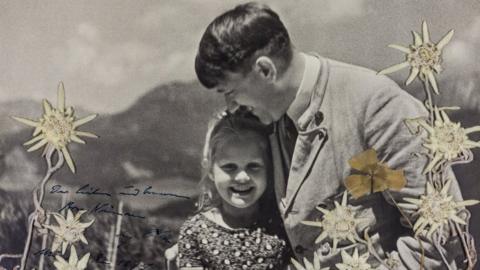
[170,2,468,269]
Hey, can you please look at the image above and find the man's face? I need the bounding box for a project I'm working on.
[216,71,285,125]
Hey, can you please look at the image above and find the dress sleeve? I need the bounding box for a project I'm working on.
[363,83,466,269]
[178,216,204,269]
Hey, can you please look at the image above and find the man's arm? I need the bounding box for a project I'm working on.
[363,82,465,269]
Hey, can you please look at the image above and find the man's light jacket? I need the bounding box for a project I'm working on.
[270,54,465,269]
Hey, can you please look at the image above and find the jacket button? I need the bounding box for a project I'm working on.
[295,245,305,254]
[314,111,324,125]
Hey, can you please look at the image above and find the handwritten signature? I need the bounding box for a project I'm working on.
[51,184,190,200]
[59,201,146,219]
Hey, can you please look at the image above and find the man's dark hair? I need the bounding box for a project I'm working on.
[195,2,293,88]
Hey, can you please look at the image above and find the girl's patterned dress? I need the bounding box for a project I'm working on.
[178,213,289,269]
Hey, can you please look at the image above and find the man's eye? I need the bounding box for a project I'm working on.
[224,89,236,97]
[220,164,237,172]
[247,163,263,171]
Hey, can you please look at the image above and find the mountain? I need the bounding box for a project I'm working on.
[0,81,222,193]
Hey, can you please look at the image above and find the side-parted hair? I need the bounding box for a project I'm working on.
[195,2,293,89]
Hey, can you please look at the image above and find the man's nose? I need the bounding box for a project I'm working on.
[234,170,251,183]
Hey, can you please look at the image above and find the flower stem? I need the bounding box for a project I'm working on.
[432,232,453,270]
[19,147,64,270]
[385,190,425,269]
[455,210,476,270]
[423,79,434,125]
[356,230,390,269]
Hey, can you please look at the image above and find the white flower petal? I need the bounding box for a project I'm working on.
[57,82,66,112]
[69,245,79,265]
[24,135,44,146]
[388,44,411,53]
[413,31,422,46]
[405,67,420,85]
[62,146,76,173]
[378,62,410,75]
[11,116,39,127]
[77,253,90,269]
[27,138,48,152]
[422,21,430,43]
[456,200,480,207]
[73,114,97,128]
[437,29,454,50]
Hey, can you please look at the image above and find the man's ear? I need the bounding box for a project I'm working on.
[208,171,215,181]
[254,56,277,82]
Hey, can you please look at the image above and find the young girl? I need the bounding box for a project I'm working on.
[177,110,291,270]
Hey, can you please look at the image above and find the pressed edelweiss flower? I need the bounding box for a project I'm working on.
[301,192,365,252]
[399,180,479,239]
[44,210,94,255]
[12,82,98,173]
[378,21,454,94]
[291,252,330,270]
[53,246,90,270]
[417,107,480,173]
[335,248,373,270]
[345,149,406,199]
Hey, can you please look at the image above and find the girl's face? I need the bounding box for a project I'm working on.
[211,135,268,209]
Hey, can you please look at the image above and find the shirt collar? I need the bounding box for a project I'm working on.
[286,52,321,127]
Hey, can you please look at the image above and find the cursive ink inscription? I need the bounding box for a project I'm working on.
[119,185,140,196]
[33,248,56,257]
[93,203,145,219]
[50,184,190,200]
[50,184,69,194]
[58,201,146,219]
[76,184,112,197]
[143,185,190,200]
[119,185,191,200]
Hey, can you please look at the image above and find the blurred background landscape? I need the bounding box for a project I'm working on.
[1,0,480,269]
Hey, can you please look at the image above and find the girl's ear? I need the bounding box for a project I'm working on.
[254,56,277,82]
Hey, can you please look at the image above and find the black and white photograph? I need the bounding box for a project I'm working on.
[1,1,480,269]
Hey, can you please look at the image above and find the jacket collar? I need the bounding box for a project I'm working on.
[284,54,330,213]
[287,52,322,128]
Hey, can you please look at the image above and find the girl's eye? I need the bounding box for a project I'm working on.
[247,162,263,171]
[220,163,237,172]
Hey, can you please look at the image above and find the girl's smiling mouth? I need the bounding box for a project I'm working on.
[229,186,255,195]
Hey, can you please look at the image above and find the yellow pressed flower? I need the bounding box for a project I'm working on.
[291,252,330,270]
[12,82,98,173]
[301,192,365,252]
[417,107,480,173]
[378,21,454,94]
[345,149,406,199]
[335,248,373,270]
[53,246,90,270]
[44,210,94,255]
[398,180,479,239]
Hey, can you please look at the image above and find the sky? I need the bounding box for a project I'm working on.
[1,0,480,113]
